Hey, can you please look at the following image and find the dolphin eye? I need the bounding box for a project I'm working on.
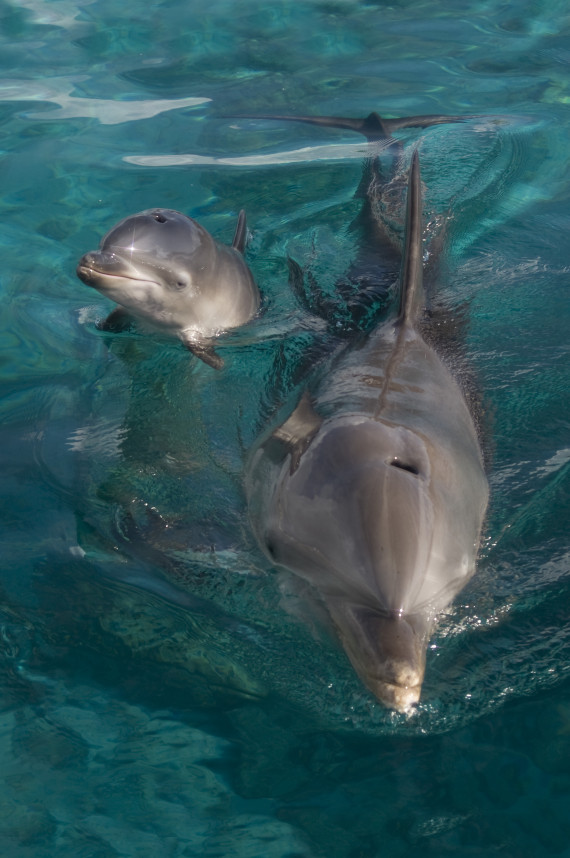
[389,458,419,476]
[153,213,167,223]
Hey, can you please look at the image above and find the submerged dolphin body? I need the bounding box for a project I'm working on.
[237,111,477,331]
[246,152,488,711]
[77,208,259,369]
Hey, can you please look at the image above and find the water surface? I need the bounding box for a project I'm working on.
[0,0,569,855]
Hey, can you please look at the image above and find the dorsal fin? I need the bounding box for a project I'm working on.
[228,112,478,142]
[397,150,424,325]
[232,209,247,253]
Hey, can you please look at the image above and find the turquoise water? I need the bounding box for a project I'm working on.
[1,0,569,854]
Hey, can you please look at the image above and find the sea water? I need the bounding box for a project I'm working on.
[0,0,569,855]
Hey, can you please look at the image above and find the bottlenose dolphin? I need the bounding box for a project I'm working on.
[246,151,488,711]
[77,208,260,369]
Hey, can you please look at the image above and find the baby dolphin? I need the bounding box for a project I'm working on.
[77,208,260,368]
[246,152,488,711]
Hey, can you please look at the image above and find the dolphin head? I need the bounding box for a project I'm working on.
[77,208,211,300]
[252,416,486,711]
[77,208,256,338]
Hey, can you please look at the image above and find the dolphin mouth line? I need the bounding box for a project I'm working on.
[77,264,158,287]
[374,678,422,712]
[372,676,421,691]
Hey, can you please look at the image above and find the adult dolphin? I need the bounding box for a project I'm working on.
[246,151,489,711]
[77,208,260,369]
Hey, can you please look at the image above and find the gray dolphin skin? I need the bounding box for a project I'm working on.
[77,208,260,369]
[246,152,489,711]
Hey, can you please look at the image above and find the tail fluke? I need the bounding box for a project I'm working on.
[229,111,479,142]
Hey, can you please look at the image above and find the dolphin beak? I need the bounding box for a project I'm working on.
[76,251,147,291]
[76,252,97,286]
[76,251,118,288]
[366,675,422,713]
[325,599,432,712]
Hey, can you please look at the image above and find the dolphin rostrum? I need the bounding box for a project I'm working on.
[246,151,489,711]
[77,208,260,369]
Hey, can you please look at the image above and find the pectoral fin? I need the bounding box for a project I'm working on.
[181,336,224,370]
[98,306,138,333]
[274,391,322,473]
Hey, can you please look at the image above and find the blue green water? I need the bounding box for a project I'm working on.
[1,0,569,854]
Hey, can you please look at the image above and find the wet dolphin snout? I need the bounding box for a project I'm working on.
[77,249,138,280]
[327,600,430,711]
